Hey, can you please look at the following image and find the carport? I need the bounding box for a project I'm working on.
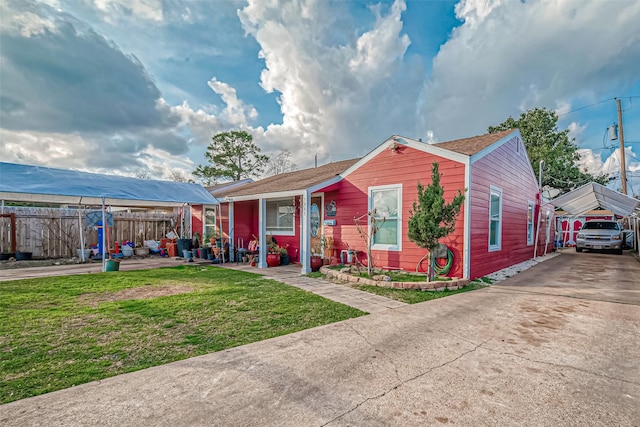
[0,162,219,271]
[550,182,640,252]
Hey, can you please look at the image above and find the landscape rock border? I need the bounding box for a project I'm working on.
[319,266,470,291]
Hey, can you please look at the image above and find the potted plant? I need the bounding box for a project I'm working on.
[280,245,290,266]
[310,244,323,272]
[266,242,281,267]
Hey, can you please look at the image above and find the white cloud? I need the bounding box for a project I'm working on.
[238,0,422,165]
[207,78,258,125]
[93,0,163,22]
[576,149,603,176]
[555,101,571,117]
[567,121,587,142]
[420,0,640,141]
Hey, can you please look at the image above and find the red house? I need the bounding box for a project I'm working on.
[205,129,554,279]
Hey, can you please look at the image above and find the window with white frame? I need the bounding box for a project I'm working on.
[369,185,402,250]
[266,198,295,235]
[527,201,535,245]
[204,206,217,241]
[489,187,502,251]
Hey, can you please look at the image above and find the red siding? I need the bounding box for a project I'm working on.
[323,145,466,277]
[191,205,204,239]
[469,136,544,278]
[231,200,257,248]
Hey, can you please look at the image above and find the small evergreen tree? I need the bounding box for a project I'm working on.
[408,162,465,281]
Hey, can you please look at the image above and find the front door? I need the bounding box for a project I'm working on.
[310,196,323,255]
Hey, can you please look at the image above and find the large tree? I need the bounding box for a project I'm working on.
[488,107,607,194]
[266,150,297,175]
[193,131,269,183]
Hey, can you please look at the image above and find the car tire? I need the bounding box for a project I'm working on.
[576,247,583,252]
[616,249,623,255]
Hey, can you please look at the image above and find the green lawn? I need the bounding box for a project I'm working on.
[0,265,364,404]
[352,281,488,304]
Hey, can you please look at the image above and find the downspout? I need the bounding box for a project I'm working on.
[463,157,472,279]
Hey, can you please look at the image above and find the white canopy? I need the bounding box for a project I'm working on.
[550,182,640,217]
[0,162,218,207]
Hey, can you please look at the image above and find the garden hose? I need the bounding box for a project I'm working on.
[433,249,454,276]
[416,246,454,276]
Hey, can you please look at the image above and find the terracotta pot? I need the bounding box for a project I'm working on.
[310,256,323,272]
[266,253,280,267]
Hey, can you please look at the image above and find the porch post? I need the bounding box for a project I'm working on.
[258,197,267,268]
[228,201,235,259]
[300,190,311,274]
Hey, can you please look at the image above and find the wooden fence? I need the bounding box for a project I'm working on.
[0,207,189,259]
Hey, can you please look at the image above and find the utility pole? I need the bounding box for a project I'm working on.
[616,98,628,195]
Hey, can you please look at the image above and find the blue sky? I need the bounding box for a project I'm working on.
[1,0,639,196]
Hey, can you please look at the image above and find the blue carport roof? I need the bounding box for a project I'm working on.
[0,162,218,207]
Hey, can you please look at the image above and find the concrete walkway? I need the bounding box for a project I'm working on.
[220,263,407,313]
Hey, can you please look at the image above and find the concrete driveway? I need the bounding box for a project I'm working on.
[2,252,639,426]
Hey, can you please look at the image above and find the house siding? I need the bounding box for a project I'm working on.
[469,136,543,278]
[323,145,466,277]
[232,200,257,249]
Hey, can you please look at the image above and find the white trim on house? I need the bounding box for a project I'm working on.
[258,198,267,268]
[224,189,304,203]
[341,135,468,179]
[527,200,535,246]
[265,197,296,236]
[300,190,311,274]
[463,158,472,279]
[489,186,503,252]
[229,201,235,254]
[368,183,403,251]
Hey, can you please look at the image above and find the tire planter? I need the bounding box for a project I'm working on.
[134,247,150,256]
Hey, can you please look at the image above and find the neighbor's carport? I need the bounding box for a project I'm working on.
[550,181,640,252]
[0,162,219,270]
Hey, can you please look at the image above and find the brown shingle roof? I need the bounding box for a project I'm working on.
[219,158,360,198]
[205,179,253,196]
[433,129,516,156]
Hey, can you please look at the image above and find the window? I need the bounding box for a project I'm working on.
[527,201,535,245]
[204,206,217,241]
[489,187,502,251]
[369,184,402,250]
[266,198,295,235]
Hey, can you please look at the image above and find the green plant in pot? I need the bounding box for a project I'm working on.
[279,245,290,266]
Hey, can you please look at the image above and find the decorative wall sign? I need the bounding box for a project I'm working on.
[325,200,337,217]
[310,203,320,237]
[323,219,336,226]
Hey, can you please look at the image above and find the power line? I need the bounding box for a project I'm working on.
[557,98,613,118]
[557,95,640,118]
